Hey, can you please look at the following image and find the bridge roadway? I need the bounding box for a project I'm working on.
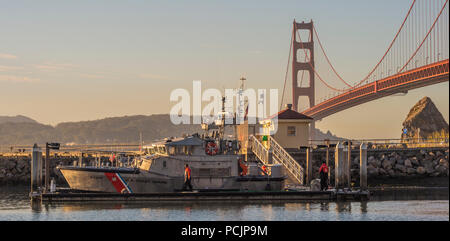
[302,59,449,120]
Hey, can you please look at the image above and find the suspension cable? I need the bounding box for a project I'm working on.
[280,30,294,110]
[399,0,448,72]
[313,25,353,88]
[296,29,346,92]
[352,0,417,88]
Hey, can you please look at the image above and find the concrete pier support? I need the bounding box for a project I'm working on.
[31,144,43,193]
[346,142,352,189]
[342,145,348,188]
[306,147,313,185]
[360,142,368,191]
[45,143,50,193]
[334,142,344,190]
[325,140,331,185]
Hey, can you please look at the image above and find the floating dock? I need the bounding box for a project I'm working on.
[36,189,370,203]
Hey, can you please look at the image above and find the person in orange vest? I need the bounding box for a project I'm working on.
[183,164,193,191]
[319,161,329,191]
[261,165,267,176]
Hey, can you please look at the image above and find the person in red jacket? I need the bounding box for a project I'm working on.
[319,161,329,191]
[183,164,193,191]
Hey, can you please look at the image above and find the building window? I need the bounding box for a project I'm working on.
[287,126,296,136]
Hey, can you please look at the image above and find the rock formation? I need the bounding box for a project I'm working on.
[401,97,449,141]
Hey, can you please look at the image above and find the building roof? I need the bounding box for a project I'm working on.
[165,136,204,146]
[266,108,313,121]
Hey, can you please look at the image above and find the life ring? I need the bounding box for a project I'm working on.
[205,142,219,156]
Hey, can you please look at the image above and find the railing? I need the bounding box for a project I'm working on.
[249,135,304,185]
[309,138,449,149]
[268,136,304,184]
[249,135,269,165]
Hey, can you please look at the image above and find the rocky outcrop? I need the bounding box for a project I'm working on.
[401,97,449,141]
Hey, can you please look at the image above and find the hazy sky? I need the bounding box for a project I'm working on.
[0,0,448,139]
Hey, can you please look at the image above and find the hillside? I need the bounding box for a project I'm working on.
[0,115,37,124]
[0,115,202,145]
[0,114,346,146]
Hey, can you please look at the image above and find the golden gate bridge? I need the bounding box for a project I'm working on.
[280,0,449,122]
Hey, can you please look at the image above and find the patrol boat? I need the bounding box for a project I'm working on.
[58,134,285,193]
[58,99,286,193]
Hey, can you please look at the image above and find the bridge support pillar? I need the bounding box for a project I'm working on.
[292,20,315,114]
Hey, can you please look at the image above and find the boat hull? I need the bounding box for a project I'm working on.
[59,166,181,193]
[58,166,285,193]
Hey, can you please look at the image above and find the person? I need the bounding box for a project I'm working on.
[261,165,267,176]
[319,161,329,191]
[183,164,193,191]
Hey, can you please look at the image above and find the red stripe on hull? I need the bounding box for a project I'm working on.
[104,173,127,193]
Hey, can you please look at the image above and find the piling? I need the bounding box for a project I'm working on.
[334,142,344,190]
[45,143,50,193]
[360,142,368,191]
[306,147,313,185]
[325,140,331,185]
[346,142,352,189]
[342,145,348,188]
[79,152,83,167]
[31,144,42,193]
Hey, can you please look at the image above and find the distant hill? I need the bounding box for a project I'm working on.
[0,114,346,146]
[0,115,202,145]
[0,115,37,124]
[313,128,346,141]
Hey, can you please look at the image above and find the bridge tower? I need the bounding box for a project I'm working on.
[292,20,315,140]
[292,20,315,113]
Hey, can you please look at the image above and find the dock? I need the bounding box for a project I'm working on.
[36,189,370,203]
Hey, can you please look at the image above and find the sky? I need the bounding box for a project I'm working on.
[0,0,448,139]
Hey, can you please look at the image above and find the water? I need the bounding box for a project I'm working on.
[1,185,448,221]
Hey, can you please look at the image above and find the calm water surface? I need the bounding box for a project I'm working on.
[1,185,448,221]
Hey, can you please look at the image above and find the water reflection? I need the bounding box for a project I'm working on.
[1,186,448,221]
[360,201,368,213]
[335,202,352,213]
[320,202,329,211]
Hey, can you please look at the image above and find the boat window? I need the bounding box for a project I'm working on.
[168,146,176,155]
[160,146,167,154]
[163,160,167,168]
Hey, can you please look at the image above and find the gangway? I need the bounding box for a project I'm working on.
[249,135,304,185]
